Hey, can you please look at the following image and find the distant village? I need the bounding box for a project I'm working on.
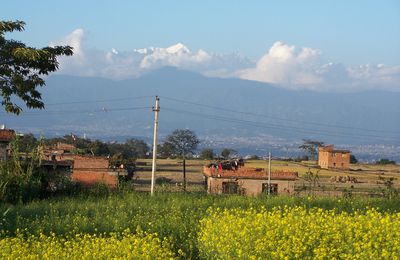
[1,126,368,197]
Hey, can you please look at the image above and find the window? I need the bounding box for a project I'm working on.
[333,162,336,167]
[222,182,239,194]
[262,183,278,195]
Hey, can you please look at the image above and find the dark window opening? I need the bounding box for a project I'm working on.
[262,183,278,195]
[222,182,239,194]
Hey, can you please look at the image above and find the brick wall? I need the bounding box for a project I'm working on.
[71,155,118,187]
[318,149,350,170]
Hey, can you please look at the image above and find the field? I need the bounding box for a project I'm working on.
[1,159,399,258]
[134,158,400,196]
[1,193,400,258]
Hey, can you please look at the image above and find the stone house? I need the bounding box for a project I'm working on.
[203,166,298,196]
[318,144,350,170]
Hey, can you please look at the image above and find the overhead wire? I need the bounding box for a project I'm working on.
[162,107,398,142]
[160,95,399,135]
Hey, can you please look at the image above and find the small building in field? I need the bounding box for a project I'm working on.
[43,143,126,187]
[318,144,350,170]
[203,166,298,196]
[72,155,121,187]
[0,129,15,161]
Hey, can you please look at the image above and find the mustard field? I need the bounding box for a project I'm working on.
[1,192,400,259]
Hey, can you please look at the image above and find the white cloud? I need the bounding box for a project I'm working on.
[51,30,251,79]
[52,29,400,92]
[239,41,400,92]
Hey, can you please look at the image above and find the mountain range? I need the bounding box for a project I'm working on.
[2,67,399,160]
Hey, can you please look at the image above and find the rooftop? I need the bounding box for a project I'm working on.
[0,129,15,142]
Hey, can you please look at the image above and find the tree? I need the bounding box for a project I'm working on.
[162,129,200,158]
[376,158,396,165]
[298,139,324,161]
[200,148,215,160]
[350,154,358,164]
[221,148,236,159]
[0,20,73,114]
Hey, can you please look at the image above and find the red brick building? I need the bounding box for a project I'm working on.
[0,129,15,161]
[203,167,298,196]
[318,145,350,170]
[72,155,119,187]
[43,143,122,187]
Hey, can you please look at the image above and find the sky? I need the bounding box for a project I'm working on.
[2,0,400,92]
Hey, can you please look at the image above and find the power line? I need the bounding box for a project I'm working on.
[162,107,398,142]
[2,106,151,116]
[160,95,399,135]
[45,95,153,106]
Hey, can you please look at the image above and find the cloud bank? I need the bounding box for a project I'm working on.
[52,29,400,92]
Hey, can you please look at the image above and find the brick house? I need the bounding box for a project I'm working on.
[203,166,298,196]
[318,144,350,170]
[43,143,125,187]
[72,155,121,187]
[0,129,15,161]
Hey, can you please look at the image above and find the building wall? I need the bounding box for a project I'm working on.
[318,151,350,170]
[71,155,118,187]
[207,177,295,196]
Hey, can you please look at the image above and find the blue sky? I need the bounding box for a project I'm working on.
[2,1,400,92]
[2,0,399,65]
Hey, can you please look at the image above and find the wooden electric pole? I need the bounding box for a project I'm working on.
[150,96,160,196]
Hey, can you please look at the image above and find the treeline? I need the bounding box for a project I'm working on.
[19,134,150,159]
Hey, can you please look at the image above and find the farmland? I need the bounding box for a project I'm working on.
[1,159,400,258]
[1,193,400,258]
[134,158,400,196]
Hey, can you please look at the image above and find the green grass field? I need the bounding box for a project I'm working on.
[1,192,400,258]
[1,159,399,258]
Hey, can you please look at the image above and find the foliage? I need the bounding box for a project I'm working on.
[43,134,149,159]
[1,192,399,258]
[0,136,44,203]
[198,206,400,259]
[248,154,260,160]
[299,139,324,161]
[200,148,215,160]
[0,20,73,114]
[160,129,200,158]
[0,229,177,259]
[220,148,236,159]
[350,154,358,164]
[376,158,396,165]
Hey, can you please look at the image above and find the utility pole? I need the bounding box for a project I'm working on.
[150,96,160,196]
[183,157,186,191]
[268,152,271,196]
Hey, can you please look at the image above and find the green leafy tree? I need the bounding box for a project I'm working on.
[200,148,215,160]
[376,158,396,165]
[162,129,200,158]
[298,139,324,161]
[221,148,236,159]
[350,154,358,164]
[0,20,73,114]
[89,140,110,156]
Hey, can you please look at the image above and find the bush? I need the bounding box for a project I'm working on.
[376,158,396,165]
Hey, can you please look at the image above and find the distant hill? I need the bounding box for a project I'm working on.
[2,67,400,150]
